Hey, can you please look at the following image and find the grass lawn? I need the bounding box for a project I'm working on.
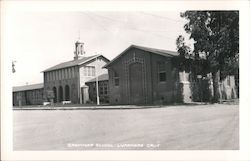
[13,104,239,150]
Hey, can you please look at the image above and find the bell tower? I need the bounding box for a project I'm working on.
[74,39,85,60]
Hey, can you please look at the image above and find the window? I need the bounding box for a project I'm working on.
[159,72,166,82]
[68,68,71,78]
[84,66,95,76]
[64,69,66,79]
[65,69,67,79]
[53,71,56,80]
[100,87,104,95]
[44,74,47,82]
[92,67,95,76]
[58,70,61,80]
[57,69,60,79]
[158,62,166,82]
[104,86,108,95]
[114,71,119,86]
[61,69,64,79]
[49,72,51,81]
[63,69,67,79]
[51,72,53,81]
[56,70,59,80]
[72,67,75,78]
[114,79,119,86]
[87,67,91,76]
[47,73,49,81]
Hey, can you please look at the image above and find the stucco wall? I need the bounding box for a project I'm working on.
[177,72,237,103]
[79,57,109,103]
[79,57,108,88]
[220,75,237,100]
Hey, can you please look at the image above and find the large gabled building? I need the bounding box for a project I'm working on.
[12,42,237,106]
[103,45,181,105]
[42,40,110,104]
[104,45,237,105]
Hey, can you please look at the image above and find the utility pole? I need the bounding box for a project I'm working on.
[95,56,100,105]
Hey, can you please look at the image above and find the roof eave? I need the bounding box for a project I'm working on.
[42,65,79,73]
[77,55,110,67]
[103,45,135,68]
[103,45,178,68]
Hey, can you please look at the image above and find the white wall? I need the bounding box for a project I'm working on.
[79,57,109,103]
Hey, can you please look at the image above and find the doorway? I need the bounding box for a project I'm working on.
[129,62,144,104]
[59,86,63,102]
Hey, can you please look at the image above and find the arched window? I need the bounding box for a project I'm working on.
[53,87,57,103]
[65,85,70,101]
[59,86,63,102]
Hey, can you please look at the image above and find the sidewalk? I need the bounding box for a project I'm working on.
[12,102,211,110]
[13,105,162,110]
[13,99,238,110]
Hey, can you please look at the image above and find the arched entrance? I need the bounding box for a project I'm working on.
[71,84,76,103]
[65,85,70,101]
[53,87,57,103]
[129,62,144,104]
[59,86,63,102]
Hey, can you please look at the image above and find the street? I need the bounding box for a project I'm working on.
[13,104,239,150]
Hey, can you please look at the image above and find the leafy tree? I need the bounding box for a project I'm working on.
[177,11,239,102]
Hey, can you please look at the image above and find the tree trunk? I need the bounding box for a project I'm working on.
[212,70,222,103]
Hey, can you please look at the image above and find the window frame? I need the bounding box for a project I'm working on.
[158,61,167,83]
[104,86,108,95]
[113,71,119,87]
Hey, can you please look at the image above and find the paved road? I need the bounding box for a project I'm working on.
[13,104,239,150]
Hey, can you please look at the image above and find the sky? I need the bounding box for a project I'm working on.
[4,11,190,86]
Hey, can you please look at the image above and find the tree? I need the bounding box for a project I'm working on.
[177,11,239,102]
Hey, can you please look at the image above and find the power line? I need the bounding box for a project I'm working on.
[84,12,180,41]
[88,12,184,33]
[82,13,133,45]
[139,12,184,23]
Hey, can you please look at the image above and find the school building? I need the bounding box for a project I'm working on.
[103,45,237,105]
[12,43,237,106]
[42,40,110,104]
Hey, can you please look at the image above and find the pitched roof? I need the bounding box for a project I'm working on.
[85,73,109,83]
[43,54,109,72]
[13,83,44,92]
[103,45,178,68]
